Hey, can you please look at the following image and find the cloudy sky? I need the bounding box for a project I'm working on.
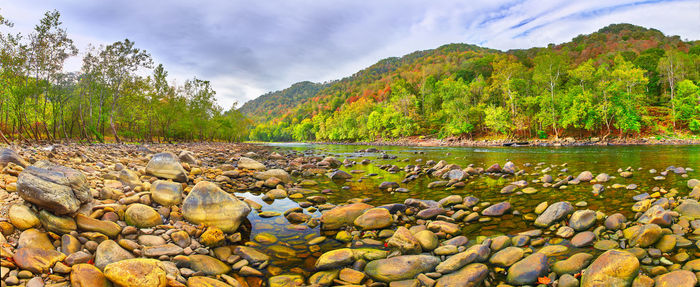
[3,0,699,108]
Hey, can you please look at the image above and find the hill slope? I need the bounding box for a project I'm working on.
[242,24,700,142]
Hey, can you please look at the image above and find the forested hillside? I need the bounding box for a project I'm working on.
[0,11,249,144]
[244,24,700,142]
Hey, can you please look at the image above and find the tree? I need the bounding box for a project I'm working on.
[672,80,700,132]
[99,39,153,142]
[28,10,78,140]
[658,50,687,128]
[533,49,567,138]
[491,54,523,121]
[610,55,648,135]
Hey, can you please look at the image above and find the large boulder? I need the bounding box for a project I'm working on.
[17,160,91,215]
[145,152,187,182]
[103,258,167,287]
[0,148,29,168]
[182,181,251,233]
[534,201,574,227]
[320,203,373,230]
[581,250,639,287]
[150,180,183,206]
[364,255,440,282]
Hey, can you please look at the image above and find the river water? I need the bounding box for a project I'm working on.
[234,143,700,274]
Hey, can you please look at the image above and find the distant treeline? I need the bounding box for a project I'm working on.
[0,10,250,144]
[242,24,700,142]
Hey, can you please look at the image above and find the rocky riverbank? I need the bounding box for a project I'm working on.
[311,136,700,147]
[0,143,699,287]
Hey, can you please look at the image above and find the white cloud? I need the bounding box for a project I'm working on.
[2,0,698,109]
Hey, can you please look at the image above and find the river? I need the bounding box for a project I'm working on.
[234,143,699,274]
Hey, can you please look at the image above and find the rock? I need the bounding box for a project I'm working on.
[309,270,340,286]
[569,209,596,231]
[489,247,524,267]
[500,185,517,194]
[435,245,486,274]
[95,240,135,270]
[534,201,573,227]
[320,203,372,230]
[339,268,365,284]
[150,180,183,206]
[387,227,422,254]
[268,274,304,287]
[103,258,167,287]
[570,231,596,247]
[0,148,29,168]
[173,255,231,275]
[559,274,579,287]
[364,255,440,282]
[18,229,54,250]
[145,152,187,182]
[125,204,162,228]
[254,169,291,183]
[605,213,626,230]
[595,173,610,182]
[233,246,270,265]
[379,181,400,190]
[143,243,183,257]
[628,224,663,247]
[414,230,439,251]
[76,214,122,238]
[654,270,697,287]
[327,170,352,180]
[9,204,40,230]
[675,199,700,219]
[188,276,232,287]
[581,250,639,287]
[688,179,699,189]
[577,171,593,182]
[353,208,393,230]
[17,160,91,215]
[416,208,446,219]
[507,253,548,285]
[178,150,197,164]
[237,157,265,170]
[435,263,488,287]
[38,210,76,234]
[118,169,141,189]
[182,181,251,233]
[315,248,354,270]
[552,253,593,275]
[13,247,66,273]
[482,202,511,216]
[70,264,111,287]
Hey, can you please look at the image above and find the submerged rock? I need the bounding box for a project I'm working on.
[534,201,573,227]
[320,203,372,230]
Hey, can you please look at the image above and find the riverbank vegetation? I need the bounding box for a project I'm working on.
[0,11,249,144]
[242,24,700,142]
